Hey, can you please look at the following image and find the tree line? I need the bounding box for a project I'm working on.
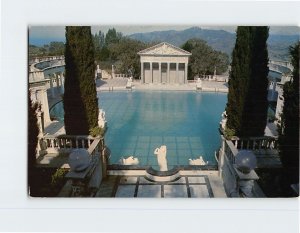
[93,28,230,79]
[29,28,230,80]
[29,41,65,59]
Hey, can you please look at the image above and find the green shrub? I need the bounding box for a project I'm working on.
[224,127,236,140]
[51,168,68,191]
[89,126,104,137]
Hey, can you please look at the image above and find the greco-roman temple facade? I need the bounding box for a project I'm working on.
[138,42,191,84]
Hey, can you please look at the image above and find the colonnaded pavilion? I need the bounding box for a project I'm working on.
[138,42,191,84]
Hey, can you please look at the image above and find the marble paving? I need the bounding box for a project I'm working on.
[107,174,225,198]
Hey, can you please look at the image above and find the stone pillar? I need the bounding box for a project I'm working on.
[50,77,54,97]
[36,110,44,135]
[167,62,170,84]
[176,63,179,84]
[55,74,60,87]
[159,62,162,83]
[150,62,153,83]
[185,63,188,84]
[141,62,144,83]
[61,72,65,87]
[271,81,276,100]
[40,88,51,125]
[218,136,225,177]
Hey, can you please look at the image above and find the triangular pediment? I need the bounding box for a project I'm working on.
[138,42,191,56]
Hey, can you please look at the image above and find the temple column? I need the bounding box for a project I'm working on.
[141,62,144,83]
[159,62,162,83]
[184,63,188,83]
[176,63,179,84]
[150,62,153,83]
[167,62,170,83]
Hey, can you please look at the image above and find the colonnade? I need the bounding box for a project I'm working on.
[140,62,188,84]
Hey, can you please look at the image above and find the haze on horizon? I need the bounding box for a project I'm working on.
[29,25,299,46]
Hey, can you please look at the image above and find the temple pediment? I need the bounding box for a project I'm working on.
[138,42,191,56]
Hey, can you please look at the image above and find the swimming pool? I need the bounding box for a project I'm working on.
[50,91,227,169]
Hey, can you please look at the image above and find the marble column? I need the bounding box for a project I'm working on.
[176,63,179,84]
[55,74,60,87]
[167,62,170,84]
[50,77,54,97]
[60,72,65,87]
[184,63,188,84]
[141,62,144,83]
[36,110,44,135]
[40,88,51,125]
[150,62,153,83]
[159,62,162,83]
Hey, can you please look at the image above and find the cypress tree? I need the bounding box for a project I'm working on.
[278,42,299,173]
[226,26,269,137]
[241,27,269,136]
[28,90,39,194]
[226,27,252,136]
[63,26,99,135]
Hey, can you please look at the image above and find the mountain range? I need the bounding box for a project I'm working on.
[129,27,299,60]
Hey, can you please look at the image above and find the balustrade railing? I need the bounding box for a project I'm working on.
[114,74,131,78]
[40,134,104,155]
[222,138,260,197]
[224,139,239,164]
[230,136,278,152]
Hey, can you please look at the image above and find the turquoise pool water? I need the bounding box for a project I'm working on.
[50,91,227,168]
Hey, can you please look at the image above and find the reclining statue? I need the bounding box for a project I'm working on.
[154,145,168,171]
[189,156,207,165]
[119,156,139,165]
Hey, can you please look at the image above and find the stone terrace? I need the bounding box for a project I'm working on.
[96,170,226,198]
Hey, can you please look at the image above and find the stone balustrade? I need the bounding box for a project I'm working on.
[53,135,109,197]
[220,137,260,197]
[114,73,131,78]
[40,134,105,155]
[230,136,278,152]
[30,55,65,64]
[269,60,293,71]
[29,71,45,82]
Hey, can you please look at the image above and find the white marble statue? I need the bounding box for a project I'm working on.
[154,145,168,171]
[220,111,227,130]
[98,109,106,128]
[189,156,207,165]
[196,78,202,89]
[119,156,139,165]
[126,77,133,88]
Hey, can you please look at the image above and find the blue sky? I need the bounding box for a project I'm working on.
[29,25,299,46]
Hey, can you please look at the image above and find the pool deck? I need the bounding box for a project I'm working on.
[57,169,227,198]
[101,170,227,198]
[96,77,228,92]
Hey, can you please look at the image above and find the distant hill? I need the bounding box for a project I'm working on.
[129,27,299,60]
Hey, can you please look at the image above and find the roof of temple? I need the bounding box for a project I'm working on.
[137,42,192,56]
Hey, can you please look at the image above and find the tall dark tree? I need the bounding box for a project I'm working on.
[28,90,39,194]
[105,28,122,46]
[109,38,148,79]
[226,27,252,136]
[278,42,299,184]
[93,31,106,61]
[226,26,269,137]
[63,26,99,135]
[240,27,269,136]
[181,38,229,79]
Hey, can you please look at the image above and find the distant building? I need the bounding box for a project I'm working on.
[138,42,191,84]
